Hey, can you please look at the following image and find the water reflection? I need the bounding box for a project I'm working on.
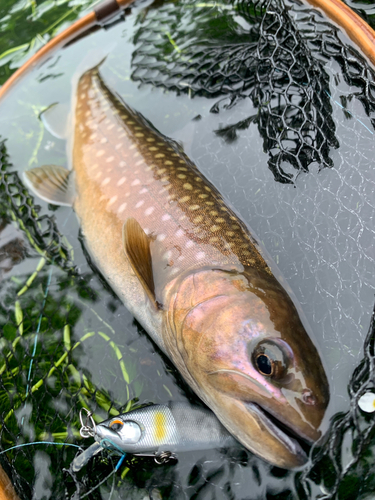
[0,0,374,497]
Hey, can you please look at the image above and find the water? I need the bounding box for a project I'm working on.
[0,0,374,498]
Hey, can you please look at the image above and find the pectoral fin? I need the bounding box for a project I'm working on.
[123,218,157,307]
[23,165,75,206]
[40,103,70,140]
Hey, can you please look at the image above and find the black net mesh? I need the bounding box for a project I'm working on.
[131,0,375,184]
[0,0,375,498]
[299,309,375,499]
[131,0,375,496]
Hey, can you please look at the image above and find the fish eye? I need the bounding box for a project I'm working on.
[252,340,289,379]
[255,353,273,376]
[109,419,124,432]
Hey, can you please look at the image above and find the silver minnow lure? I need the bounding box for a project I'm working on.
[72,402,238,471]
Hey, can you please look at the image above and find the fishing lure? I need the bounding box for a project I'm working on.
[72,403,238,472]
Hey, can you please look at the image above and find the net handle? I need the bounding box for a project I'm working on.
[0,0,135,102]
[303,0,375,67]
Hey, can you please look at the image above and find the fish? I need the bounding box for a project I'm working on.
[0,464,20,500]
[72,402,238,471]
[24,61,330,469]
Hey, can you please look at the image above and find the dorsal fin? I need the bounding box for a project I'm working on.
[123,218,157,308]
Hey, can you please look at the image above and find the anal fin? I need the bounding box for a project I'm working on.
[23,165,75,206]
[123,218,157,308]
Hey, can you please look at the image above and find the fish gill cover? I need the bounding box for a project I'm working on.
[0,0,374,498]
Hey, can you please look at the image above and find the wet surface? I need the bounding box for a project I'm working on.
[0,0,374,498]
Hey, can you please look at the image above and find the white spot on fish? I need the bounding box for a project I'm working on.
[136,200,144,208]
[118,203,127,213]
[157,234,166,241]
[176,229,184,237]
[90,133,97,140]
[178,255,185,261]
[107,124,115,131]
[145,207,155,216]
[108,195,118,206]
[135,159,144,166]
[119,161,126,167]
[162,214,171,221]
[96,150,105,157]
[139,188,148,194]
[196,252,205,260]
[115,143,122,150]
[94,171,102,179]
[106,156,115,163]
[100,137,107,144]
[117,177,127,186]
[185,240,194,248]
[102,177,111,186]
[129,144,137,150]
[131,179,141,186]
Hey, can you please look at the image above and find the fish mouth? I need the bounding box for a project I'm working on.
[244,402,309,465]
[207,368,319,466]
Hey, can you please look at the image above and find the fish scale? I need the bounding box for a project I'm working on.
[74,67,271,291]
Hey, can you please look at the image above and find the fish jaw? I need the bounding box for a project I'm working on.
[165,268,329,469]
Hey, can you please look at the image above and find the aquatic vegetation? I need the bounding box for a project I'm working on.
[0,0,98,85]
[0,138,142,496]
[0,0,375,497]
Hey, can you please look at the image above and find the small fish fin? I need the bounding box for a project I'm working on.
[172,119,197,157]
[71,45,116,87]
[40,103,70,140]
[23,165,75,207]
[123,218,157,307]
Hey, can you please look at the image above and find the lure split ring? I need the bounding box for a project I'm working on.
[79,408,97,438]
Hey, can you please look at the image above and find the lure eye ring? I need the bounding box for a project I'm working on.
[255,353,274,377]
[109,419,124,432]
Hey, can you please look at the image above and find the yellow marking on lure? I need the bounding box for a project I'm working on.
[154,411,167,441]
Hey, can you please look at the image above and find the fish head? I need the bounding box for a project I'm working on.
[167,268,329,468]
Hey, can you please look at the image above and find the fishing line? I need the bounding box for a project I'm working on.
[80,454,126,499]
[0,441,82,454]
[325,90,374,135]
[100,437,127,456]
[25,262,54,397]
